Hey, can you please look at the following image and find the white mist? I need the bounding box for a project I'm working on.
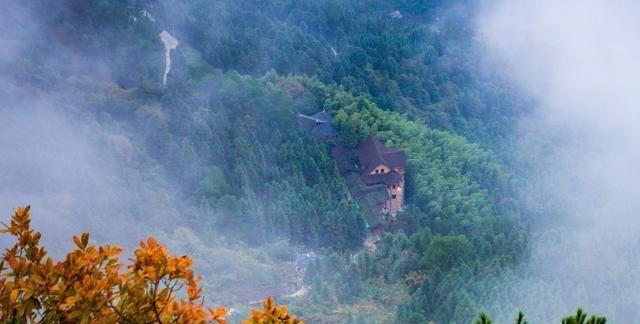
[477,0,640,321]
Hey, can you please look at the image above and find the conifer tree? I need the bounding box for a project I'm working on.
[474,312,493,324]
[561,308,606,324]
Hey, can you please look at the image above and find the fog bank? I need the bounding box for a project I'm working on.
[477,0,640,321]
[0,2,177,253]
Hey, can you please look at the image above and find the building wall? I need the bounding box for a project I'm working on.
[366,165,405,216]
[369,164,390,175]
[387,179,404,215]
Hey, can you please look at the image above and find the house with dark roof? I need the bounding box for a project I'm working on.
[296,111,406,219]
[357,137,406,215]
[296,111,336,140]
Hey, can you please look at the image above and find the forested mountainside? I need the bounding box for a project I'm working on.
[2,1,529,323]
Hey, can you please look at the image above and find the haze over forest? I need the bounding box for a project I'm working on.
[0,0,637,322]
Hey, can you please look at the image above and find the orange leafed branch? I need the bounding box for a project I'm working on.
[243,296,304,324]
[0,206,228,323]
[0,206,304,323]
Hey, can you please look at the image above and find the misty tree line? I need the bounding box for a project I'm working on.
[3,0,604,323]
[292,91,523,322]
[474,309,606,324]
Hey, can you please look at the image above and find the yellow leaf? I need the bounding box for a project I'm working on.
[10,289,19,303]
[264,296,275,312]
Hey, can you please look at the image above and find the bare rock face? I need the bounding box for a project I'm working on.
[159,31,179,86]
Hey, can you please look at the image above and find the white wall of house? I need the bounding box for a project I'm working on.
[369,164,390,175]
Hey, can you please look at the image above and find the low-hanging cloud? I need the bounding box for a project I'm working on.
[0,2,296,309]
[0,2,177,254]
[477,0,640,321]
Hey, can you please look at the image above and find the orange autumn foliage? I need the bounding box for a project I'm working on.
[0,206,304,323]
[243,296,303,324]
[0,206,227,323]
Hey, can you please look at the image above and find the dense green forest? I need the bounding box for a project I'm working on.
[2,0,537,322]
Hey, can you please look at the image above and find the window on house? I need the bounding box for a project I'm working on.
[375,169,379,174]
[391,194,397,199]
[392,184,396,189]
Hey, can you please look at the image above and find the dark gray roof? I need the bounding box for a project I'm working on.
[297,111,336,139]
[363,170,403,186]
[331,141,359,173]
[357,137,406,185]
[310,111,332,123]
[312,122,336,137]
[297,114,317,132]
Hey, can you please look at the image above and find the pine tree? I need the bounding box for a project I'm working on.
[474,312,492,324]
[515,311,528,324]
[561,308,606,324]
